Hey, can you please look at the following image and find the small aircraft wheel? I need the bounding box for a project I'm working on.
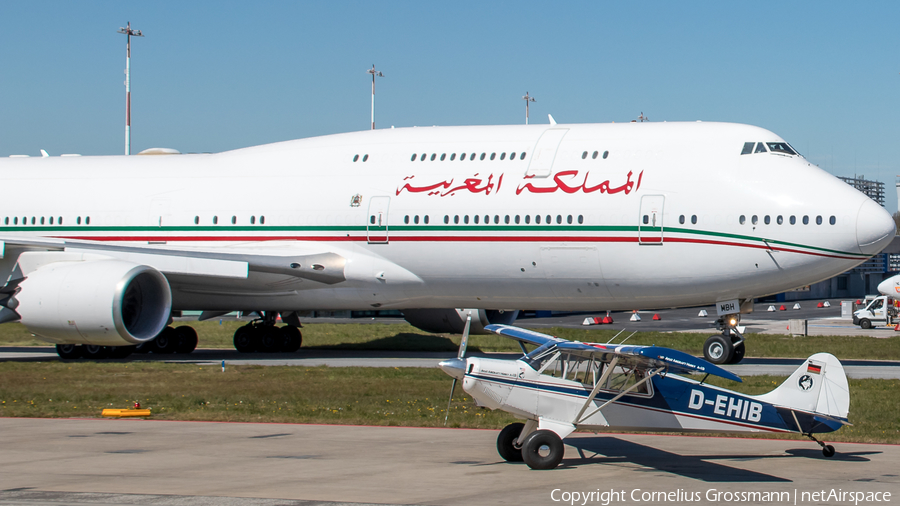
[82,345,110,360]
[174,326,199,354]
[703,334,734,365]
[257,326,281,353]
[233,325,257,353]
[823,445,835,458]
[860,319,872,330]
[56,344,82,360]
[521,429,564,470]
[279,326,302,352]
[496,422,525,462]
[108,345,136,359]
[728,342,745,364]
[153,327,179,354]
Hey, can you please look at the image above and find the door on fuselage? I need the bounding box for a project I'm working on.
[367,196,390,244]
[638,195,665,245]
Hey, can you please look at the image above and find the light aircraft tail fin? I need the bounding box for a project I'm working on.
[753,353,850,425]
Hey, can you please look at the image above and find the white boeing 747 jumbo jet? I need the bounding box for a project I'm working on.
[0,121,894,363]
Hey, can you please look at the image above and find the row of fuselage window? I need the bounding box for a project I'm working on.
[411,151,528,162]
[4,216,90,225]
[740,214,836,226]
[396,214,587,225]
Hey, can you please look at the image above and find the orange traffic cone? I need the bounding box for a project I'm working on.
[779,305,787,311]
[817,302,824,308]
[652,314,661,320]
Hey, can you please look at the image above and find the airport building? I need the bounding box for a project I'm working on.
[838,175,885,206]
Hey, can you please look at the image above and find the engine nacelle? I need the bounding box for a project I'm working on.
[15,260,172,346]
[402,308,519,335]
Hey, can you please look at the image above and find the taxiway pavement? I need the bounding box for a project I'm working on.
[0,418,897,506]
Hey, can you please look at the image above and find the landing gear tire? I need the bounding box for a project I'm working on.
[521,429,564,470]
[703,334,734,365]
[860,318,872,330]
[278,326,302,352]
[258,326,282,353]
[234,325,257,353]
[823,445,835,458]
[109,346,136,359]
[728,342,745,364]
[174,326,199,354]
[497,422,525,462]
[56,344,82,360]
[153,327,179,354]
[82,345,110,360]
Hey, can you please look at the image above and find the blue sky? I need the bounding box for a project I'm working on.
[2,2,900,210]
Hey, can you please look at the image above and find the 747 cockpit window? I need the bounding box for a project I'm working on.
[766,142,797,155]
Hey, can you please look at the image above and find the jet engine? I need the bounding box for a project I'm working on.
[402,308,519,334]
[13,260,172,346]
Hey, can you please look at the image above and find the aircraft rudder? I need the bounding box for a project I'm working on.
[753,353,849,420]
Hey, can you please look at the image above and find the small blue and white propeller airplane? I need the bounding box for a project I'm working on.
[439,321,851,470]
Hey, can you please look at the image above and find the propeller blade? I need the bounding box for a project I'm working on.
[458,313,472,359]
[443,378,457,426]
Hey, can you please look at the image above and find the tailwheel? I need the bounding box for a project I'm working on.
[497,422,525,462]
[56,344,82,360]
[521,430,564,470]
[278,325,302,352]
[233,325,257,353]
[805,433,836,458]
[703,334,734,365]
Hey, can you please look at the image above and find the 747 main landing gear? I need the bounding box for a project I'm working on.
[233,311,302,353]
[703,314,745,365]
[55,326,198,360]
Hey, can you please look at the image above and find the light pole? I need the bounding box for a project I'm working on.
[522,92,535,125]
[117,22,143,155]
[367,64,383,130]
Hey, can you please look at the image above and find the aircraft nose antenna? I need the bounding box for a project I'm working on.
[856,199,896,255]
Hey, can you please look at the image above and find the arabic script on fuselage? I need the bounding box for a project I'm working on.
[396,170,642,197]
[515,170,643,196]
[396,173,502,197]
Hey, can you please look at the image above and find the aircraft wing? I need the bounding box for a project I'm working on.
[485,324,742,382]
[0,235,347,285]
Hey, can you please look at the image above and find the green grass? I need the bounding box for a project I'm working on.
[3,320,900,360]
[0,362,897,444]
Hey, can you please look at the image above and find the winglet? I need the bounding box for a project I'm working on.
[548,114,557,126]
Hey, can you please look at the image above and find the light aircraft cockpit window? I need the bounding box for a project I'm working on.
[480,153,486,161]
[490,153,496,160]
[766,143,796,155]
[830,216,836,225]
[592,151,599,159]
[739,215,745,225]
[523,342,558,370]
[450,153,456,161]
[500,152,506,160]
[764,215,770,225]
[410,154,416,161]
[803,215,809,225]
[582,151,588,159]
[680,215,686,224]
[440,154,446,161]
[691,215,697,224]
[430,154,436,161]
[521,152,527,160]
[816,215,823,225]
[777,215,783,225]
[751,215,758,225]
[536,215,542,224]
[603,365,650,395]
[471,153,477,161]
[790,215,796,225]
[602,151,609,159]
[740,142,754,155]
[353,154,359,162]
[754,142,767,153]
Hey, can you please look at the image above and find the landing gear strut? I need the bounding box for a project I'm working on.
[805,433,836,458]
[233,311,302,353]
[703,313,745,365]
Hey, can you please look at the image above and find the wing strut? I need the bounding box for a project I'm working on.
[572,357,619,423]
[574,366,663,425]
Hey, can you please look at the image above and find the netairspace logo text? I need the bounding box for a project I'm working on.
[550,488,892,505]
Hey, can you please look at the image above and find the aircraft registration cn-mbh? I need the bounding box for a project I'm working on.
[0,120,894,362]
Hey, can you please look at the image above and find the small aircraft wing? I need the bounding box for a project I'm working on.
[485,324,742,382]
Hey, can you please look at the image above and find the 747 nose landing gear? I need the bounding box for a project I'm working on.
[233,311,303,353]
[703,314,745,365]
